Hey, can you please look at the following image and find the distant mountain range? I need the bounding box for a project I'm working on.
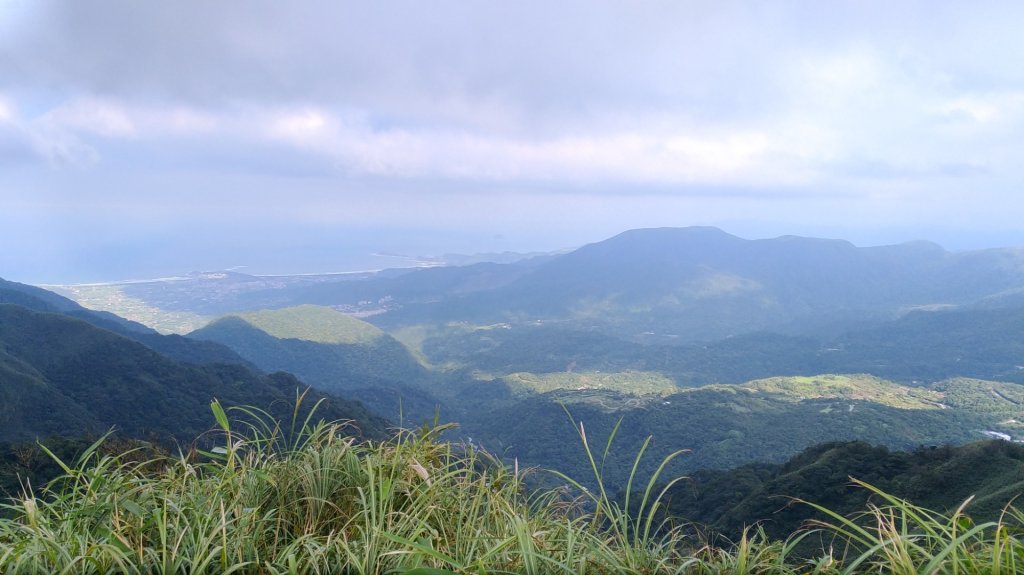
[52,227,1024,342]
[283,226,1024,341]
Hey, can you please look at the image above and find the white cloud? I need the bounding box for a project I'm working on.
[265,108,331,146]
[938,92,1024,125]
[39,98,221,139]
[0,96,13,123]
[253,107,820,188]
[41,98,136,137]
[158,107,220,135]
[3,97,222,166]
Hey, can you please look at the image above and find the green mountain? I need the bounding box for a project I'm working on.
[1,277,154,334]
[188,305,438,422]
[673,439,1024,541]
[352,227,1024,340]
[0,303,390,443]
[225,304,387,344]
[1,277,251,367]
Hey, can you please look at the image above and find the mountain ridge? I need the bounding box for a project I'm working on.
[188,305,437,423]
[38,227,1024,342]
[0,302,390,443]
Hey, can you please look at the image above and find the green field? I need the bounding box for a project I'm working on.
[503,370,677,396]
[48,283,210,334]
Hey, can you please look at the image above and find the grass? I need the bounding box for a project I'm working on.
[228,305,385,345]
[504,371,678,397]
[793,479,1024,575]
[704,374,946,410]
[1,396,1023,574]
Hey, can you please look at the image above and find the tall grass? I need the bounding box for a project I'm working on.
[0,396,1022,573]
[797,479,1024,575]
[546,408,695,574]
[0,397,680,573]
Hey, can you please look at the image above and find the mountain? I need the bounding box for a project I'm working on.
[43,227,1024,344]
[673,439,1024,541]
[241,227,1024,343]
[0,303,390,443]
[211,304,388,345]
[387,227,1024,340]
[188,305,438,422]
[46,269,424,333]
[1,277,252,367]
[289,259,549,322]
[2,277,154,334]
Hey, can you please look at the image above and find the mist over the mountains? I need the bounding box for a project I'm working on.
[21,224,1024,286]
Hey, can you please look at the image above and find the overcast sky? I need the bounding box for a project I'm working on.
[3,1,1024,282]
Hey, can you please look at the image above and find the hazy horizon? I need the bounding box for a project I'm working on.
[23,224,1024,286]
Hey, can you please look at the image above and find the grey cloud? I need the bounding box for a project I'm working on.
[10,1,993,131]
[2,1,1022,141]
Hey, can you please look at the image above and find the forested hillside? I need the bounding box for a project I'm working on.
[0,303,390,443]
[675,439,1024,541]
[189,305,439,422]
[331,227,1024,340]
[453,374,1023,488]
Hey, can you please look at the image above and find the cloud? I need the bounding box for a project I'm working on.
[0,95,223,166]
[0,95,14,123]
[5,1,1024,280]
[41,98,136,137]
[5,2,1018,190]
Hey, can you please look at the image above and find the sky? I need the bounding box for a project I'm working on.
[3,1,1024,283]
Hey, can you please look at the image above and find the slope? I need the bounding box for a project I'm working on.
[674,439,1024,541]
[455,374,1024,489]
[0,303,390,443]
[1,277,250,367]
[360,227,1024,341]
[416,305,1024,387]
[188,305,438,422]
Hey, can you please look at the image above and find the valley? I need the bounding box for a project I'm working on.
[16,227,1024,486]
[8,5,1024,569]
[6,225,1024,544]
[7,226,1024,571]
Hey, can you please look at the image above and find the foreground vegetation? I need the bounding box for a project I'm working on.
[671,439,1024,543]
[1,404,1023,574]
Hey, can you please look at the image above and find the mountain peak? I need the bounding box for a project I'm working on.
[609,226,742,243]
[213,304,384,344]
